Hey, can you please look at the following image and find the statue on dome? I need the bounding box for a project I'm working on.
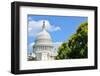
[42,21,45,30]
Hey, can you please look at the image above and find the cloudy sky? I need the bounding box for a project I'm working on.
[27,15,87,53]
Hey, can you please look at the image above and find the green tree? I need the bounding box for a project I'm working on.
[56,22,88,59]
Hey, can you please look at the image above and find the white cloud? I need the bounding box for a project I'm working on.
[28,16,33,21]
[28,20,61,37]
[30,42,35,47]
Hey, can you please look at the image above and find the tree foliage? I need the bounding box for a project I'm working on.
[55,22,88,59]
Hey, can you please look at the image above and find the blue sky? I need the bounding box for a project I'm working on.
[27,15,87,53]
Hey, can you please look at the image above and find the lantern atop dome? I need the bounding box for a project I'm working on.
[42,21,45,30]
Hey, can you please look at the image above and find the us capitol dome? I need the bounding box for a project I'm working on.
[33,21,56,61]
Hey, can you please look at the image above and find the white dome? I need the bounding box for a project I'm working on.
[36,29,52,40]
[34,21,53,46]
[35,29,52,46]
